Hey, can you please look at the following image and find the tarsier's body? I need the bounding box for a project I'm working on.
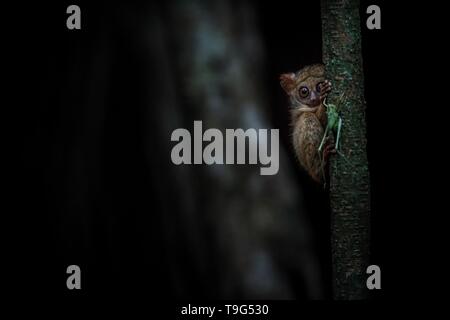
[280,64,333,183]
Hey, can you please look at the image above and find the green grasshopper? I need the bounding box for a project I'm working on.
[317,93,345,185]
[318,97,342,153]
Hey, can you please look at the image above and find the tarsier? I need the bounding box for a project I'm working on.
[280,64,339,184]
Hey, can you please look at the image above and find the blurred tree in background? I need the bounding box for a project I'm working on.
[144,0,321,299]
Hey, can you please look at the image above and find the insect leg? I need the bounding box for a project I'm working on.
[318,125,329,153]
[335,117,342,150]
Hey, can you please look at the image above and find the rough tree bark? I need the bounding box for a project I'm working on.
[321,0,371,299]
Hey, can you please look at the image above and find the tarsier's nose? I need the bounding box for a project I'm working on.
[310,91,320,106]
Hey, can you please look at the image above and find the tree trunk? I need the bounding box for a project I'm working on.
[321,0,371,299]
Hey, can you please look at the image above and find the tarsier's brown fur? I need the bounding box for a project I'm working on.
[280,64,332,183]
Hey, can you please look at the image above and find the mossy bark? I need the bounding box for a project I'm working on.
[321,0,371,299]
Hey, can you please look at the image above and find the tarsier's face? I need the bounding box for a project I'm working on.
[280,64,326,108]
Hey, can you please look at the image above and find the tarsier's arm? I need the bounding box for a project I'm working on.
[316,80,332,125]
[292,113,324,183]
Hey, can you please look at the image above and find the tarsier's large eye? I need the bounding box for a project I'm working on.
[298,86,309,98]
[316,82,325,93]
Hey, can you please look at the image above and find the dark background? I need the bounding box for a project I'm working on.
[10,0,413,301]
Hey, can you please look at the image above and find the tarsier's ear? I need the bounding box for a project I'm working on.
[280,73,296,94]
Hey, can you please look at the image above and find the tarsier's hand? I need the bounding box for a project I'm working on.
[319,80,332,102]
[323,136,337,162]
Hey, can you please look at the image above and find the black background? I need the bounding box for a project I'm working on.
[8,0,435,305]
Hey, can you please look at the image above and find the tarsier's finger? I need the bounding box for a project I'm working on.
[321,80,332,93]
[324,143,337,154]
[319,82,332,101]
[320,90,331,100]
